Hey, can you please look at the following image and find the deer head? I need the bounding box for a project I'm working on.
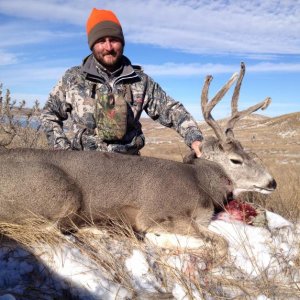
[186,63,276,196]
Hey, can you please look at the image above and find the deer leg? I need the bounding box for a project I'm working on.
[143,219,228,275]
[135,207,227,265]
[145,222,227,262]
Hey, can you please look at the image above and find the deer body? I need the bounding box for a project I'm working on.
[0,148,233,232]
[0,63,277,261]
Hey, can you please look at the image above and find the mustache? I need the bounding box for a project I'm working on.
[103,50,117,56]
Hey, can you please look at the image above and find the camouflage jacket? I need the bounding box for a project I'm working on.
[41,54,203,154]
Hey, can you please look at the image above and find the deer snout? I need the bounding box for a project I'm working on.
[253,177,277,194]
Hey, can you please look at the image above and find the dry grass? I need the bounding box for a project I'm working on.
[1,217,300,299]
[248,164,300,222]
[0,85,48,150]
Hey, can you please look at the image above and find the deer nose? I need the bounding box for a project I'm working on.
[226,191,234,202]
[268,179,277,190]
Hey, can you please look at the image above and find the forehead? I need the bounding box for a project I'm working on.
[96,36,122,42]
[224,140,252,158]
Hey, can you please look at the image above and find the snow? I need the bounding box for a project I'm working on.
[39,243,131,299]
[125,249,162,293]
[0,210,299,299]
[210,220,288,278]
[266,210,292,229]
[145,231,206,249]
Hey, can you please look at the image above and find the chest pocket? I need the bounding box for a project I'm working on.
[94,89,127,141]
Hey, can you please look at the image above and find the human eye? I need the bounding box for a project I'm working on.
[110,38,121,44]
[97,38,106,44]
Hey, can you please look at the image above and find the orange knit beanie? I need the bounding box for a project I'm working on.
[86,8,124,49]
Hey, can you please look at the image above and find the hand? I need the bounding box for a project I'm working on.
[191,140,202,158]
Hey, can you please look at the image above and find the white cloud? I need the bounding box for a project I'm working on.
[143,62,300,77]
[0,0,299,116]
[0,63,67,106]
[0,22,81,48]
[107,0,300,55]
[248,62,300,73]
[0,0,86,24]
[0,63,68,86]
[0,0,299,55]
[0,50,18,65]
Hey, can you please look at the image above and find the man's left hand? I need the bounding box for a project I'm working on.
[191,140,202,157]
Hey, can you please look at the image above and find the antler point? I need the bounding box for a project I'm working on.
[261,97,272,110]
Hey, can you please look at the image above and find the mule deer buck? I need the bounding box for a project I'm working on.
[0,63,276,260]
[185,62,276,196]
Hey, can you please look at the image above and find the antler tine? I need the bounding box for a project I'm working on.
[226,63,272,137]
[226,97,271,136]
[201,73,238,142]
[231,62,245,115]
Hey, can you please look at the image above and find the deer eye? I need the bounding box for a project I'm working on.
[230,158,243,165]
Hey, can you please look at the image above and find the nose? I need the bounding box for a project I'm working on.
[103,40,113,51]
[267,178,277,190]
[227,191,234,201]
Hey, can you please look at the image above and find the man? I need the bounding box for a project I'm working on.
[41,8,203,156]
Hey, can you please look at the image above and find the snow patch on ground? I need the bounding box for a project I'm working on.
[0,211,299,299]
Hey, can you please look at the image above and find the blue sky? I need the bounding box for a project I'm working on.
[0,0,299,120]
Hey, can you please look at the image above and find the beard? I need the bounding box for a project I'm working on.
[93,48,123,71]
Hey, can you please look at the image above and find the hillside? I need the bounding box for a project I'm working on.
[140,112,300,166]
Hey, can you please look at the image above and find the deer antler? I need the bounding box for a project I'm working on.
[201,72,238,142]
[225,62,271,138]
[201,63,271,141]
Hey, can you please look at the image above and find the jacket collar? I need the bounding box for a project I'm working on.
[81,54,139,84]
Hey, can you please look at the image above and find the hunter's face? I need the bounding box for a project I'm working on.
[93,37,123,71]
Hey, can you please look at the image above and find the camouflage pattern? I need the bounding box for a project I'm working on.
[41,54,203,154]
[94,91,127,141]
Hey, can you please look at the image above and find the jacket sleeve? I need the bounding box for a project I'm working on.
[143,76,203,147]
[40,75,72,150]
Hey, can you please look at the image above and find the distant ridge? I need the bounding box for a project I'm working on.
[141,112,300,131]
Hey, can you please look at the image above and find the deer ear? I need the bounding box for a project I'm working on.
[183,151,197,164]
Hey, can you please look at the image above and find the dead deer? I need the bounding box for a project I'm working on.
[0,63,276,262]
[185,62,276,197]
